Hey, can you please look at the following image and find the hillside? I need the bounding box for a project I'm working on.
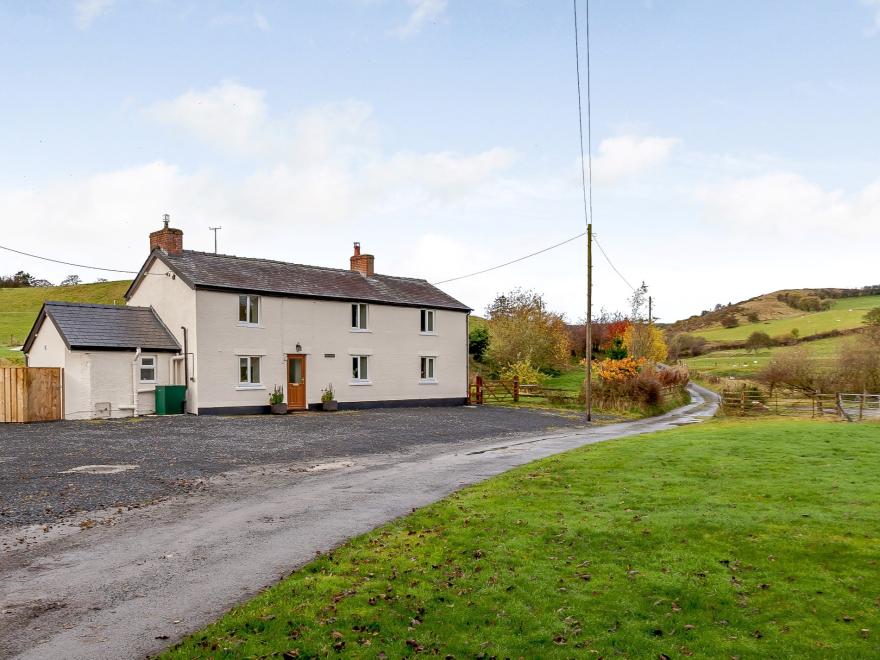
[0,280,131,364]
[670,286,880,335]
[669,286,879,341]
[692,295,880,342]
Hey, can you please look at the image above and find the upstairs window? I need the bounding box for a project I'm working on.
[239,295,260,325]
[351,303,368,330]
[352,355,369,381]
[420,309,435,333]
[239,356,261,385]
[420,356,436,381]
[139,355,157,383]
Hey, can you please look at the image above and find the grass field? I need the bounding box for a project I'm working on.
[162,419,880,659]
[685,334,848,379]
[693,295,880,343]
[0,280,131,364]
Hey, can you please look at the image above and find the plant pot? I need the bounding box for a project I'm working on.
[321,400,338,412]
[270,403,288,415]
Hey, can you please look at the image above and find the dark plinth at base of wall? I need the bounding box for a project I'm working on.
[198,397,467,416]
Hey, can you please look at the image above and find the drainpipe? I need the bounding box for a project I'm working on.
[181,326,190,413]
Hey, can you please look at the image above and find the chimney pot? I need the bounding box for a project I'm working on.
[149,215,184,255]
[350,242,374,277]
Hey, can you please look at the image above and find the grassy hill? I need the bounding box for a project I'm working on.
[0,280,131,365]
[692,295,880,343]
[684,334,846,380]
[670,288,879,336]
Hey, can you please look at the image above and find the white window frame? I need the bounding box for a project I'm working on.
[351,355,370,384]
[139,354,157,384]
[239,295,260,326]
[420,356,437,383]
[420,309,436,334]
[238,355,262,387]
[351,303,369,331]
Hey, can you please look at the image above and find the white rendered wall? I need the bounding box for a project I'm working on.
[126,257,198,412]
[194,290,468,410]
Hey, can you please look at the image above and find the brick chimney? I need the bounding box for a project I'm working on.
[149,214,183,255]
[349,242,374,277]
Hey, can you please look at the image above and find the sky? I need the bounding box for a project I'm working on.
[1,0,879,323]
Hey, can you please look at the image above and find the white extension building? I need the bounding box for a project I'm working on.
[24,220,471,419]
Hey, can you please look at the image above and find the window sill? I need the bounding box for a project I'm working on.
[139,381,157,386]
[237,322,264,329]
[235,385,266,391]
[419,332,437,336]
[418,380,438,385]
[350,328,372,333]
[349,380,372,386]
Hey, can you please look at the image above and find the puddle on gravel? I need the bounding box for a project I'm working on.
[59,464,139,475]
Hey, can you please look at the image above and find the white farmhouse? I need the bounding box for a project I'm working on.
[24,219,471,419]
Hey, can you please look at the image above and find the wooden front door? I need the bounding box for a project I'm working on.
[287,355,307,410]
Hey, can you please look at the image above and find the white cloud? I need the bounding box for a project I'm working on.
[698,171,880,234]
[74,0,114,30]
[591,135,678,184]
[146,81,270,155]
[143,81,515,214]
[392,0,448,38]
[862,0,880,35]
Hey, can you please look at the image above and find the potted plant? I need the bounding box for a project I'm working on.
[320,384,338,411]
[269,386,288,414]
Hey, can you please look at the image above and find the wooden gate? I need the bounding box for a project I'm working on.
[0,367,63,423]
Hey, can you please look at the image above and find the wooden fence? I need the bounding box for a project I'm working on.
[0,367,63,423]
[468,376,681,408]
[720,389,879,421]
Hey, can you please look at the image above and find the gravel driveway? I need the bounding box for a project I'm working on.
[0,387,719,659]
[0,406,582,528]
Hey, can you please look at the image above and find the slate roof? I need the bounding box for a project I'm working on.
[23,302,181,353]
[132,250,471,312]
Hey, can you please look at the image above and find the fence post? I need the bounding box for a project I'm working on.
[513,376,519,403]
[475,375,483,405]
[860,391,865,421]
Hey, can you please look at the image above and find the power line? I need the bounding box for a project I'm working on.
[0,243,138,274]
[432,231,586,285]
[593,235,635,292]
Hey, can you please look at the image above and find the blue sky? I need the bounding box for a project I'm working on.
[1,1,879,321]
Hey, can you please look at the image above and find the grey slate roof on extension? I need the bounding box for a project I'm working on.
[23,302,181,353]
[136,250,471,312]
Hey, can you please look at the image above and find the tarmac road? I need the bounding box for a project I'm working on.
[0,385,718,659]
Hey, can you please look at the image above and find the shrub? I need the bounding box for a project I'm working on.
[656,364,689,387]
[486,289,570,372]
[468,326,490,362]
[623,324,668,362]
[667,333,708,360]
[745,331,773,352]
[720,314,739,329]
[746,312,760,323]
[758,347,824,394]
[606,336,628,360]
[500,358,547,385]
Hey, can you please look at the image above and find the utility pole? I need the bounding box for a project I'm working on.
[209,227,222,254]
[585,223,592,422]
[648,296,652,325]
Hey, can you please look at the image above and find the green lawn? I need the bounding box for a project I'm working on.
[685,334,848,379]
[694,295,880,342]
[162,420,880,659]
[0,280,130,364]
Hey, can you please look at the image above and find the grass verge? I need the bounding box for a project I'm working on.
[162,419,880,658]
